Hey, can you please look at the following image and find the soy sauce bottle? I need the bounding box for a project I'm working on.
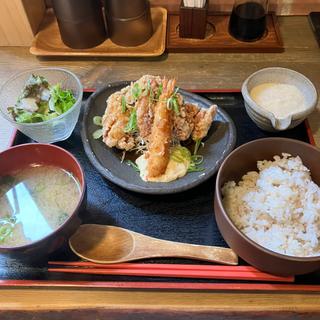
[229,0,268,42]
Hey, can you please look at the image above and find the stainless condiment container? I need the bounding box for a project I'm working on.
[104,0,153,47]
[52,0,107,49]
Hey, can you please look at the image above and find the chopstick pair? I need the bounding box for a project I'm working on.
[48,262,294,283]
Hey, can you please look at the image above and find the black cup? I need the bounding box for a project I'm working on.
[104,0,153,47]
[52,0,107,49]
[105,0,147,19]
[228,0,268,42]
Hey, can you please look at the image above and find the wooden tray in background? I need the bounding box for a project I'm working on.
[167,13,284,53]
[30,7,167,57]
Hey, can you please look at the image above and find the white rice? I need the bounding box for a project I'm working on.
[222,154,320,257]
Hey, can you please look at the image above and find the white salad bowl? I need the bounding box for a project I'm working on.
[0,67,83,143]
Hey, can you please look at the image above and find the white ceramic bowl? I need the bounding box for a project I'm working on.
[241,67,318,132]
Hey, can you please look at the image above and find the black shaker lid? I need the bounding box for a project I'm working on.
[104,0,147,19]
[52,0,106,49]
[52,0,103,22]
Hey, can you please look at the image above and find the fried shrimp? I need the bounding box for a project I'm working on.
[146,78,176,178]
[136,77,159,140]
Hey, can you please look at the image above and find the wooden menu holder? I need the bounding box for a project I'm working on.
[179,0,208,39]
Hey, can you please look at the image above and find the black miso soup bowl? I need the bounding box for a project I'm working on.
[0,143,86,260]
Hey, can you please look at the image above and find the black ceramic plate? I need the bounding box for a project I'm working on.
[81,82,236,194]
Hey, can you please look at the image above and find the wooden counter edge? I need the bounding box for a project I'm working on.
[1,288,320,318]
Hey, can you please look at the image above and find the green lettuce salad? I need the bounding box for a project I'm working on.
[7,74,76,123]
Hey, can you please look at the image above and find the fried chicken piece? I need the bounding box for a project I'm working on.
[146,78,176,178]
[102,92,135,151]
[192,104,217,141]
[101,74,217,168]
[173,102,199,141]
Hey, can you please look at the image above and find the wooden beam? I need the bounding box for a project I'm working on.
[0,288,320,319]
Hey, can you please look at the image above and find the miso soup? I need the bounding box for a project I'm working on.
[0,165,81,247]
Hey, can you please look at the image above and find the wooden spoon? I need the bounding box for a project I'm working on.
[69,224,238,265]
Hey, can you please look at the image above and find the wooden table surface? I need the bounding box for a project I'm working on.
[0,15,320,319]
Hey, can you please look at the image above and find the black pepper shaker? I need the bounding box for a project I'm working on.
[104,0,153,47]
[52,0,107,49]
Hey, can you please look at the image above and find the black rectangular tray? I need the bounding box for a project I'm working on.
[1,91,319,286]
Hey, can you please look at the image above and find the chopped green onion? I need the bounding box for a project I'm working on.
[93,128,103,139]
[93,115,103,139]
[126,160,140,172]
[121,150,126,163]
[166,88,180,115]
[124,109,137,133]
[193,139,204,155]
[121,96,127,113]
[188,154,204,172]
[143,80,151,96]
[187,165,205,173]
[147,80,154,103]
[132,83,142,100]
[188,140,205,172]
[0,225,13,243]
[149,89,154,104]
[156,83,163,100]
[0,216,16,243]
[191,155,204,166]
[172,97,180,115]
[93,116,102,126]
